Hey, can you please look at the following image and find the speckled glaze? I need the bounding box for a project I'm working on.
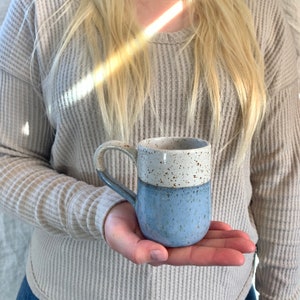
[137,138,210,188]
[136,180,210,247]
[94,137,211,247]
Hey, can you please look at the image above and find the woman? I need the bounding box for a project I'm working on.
[0,0,299,299]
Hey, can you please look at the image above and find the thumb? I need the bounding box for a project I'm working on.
[104,202,168,264]
[107,225,169,264]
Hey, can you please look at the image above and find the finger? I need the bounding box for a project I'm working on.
[203,229,251,240]
[166,246,247,266]
[209,221,232,231]
[197,237,256,253]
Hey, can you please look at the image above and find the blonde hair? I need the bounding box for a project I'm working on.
[45,0,266,159]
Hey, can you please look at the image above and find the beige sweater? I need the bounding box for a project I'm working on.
[0,0,299,299]
[280,0,300,80]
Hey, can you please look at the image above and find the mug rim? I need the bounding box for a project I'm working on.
[138,137,210,152]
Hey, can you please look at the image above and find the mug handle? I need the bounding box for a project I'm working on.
[93,141,138,206]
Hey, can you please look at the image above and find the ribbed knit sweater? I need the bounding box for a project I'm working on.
[0,0,299,299]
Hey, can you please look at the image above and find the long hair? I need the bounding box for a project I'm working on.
[43,0,266,160]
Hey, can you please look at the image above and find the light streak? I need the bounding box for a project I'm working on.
[62,1,185,104]
[21,121,30,136]
[143,1,184,37]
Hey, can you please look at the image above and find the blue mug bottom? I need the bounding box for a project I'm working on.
[136,180,211,247]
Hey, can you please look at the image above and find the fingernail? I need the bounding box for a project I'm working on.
[150,250,166,262]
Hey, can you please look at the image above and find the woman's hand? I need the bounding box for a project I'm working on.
[104,202,256,266]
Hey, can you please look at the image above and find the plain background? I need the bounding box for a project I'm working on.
[0,1,10,23]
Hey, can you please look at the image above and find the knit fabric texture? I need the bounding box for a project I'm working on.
[0,0,299,299]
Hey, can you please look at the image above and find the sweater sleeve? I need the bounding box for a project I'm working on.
[280,0,300,78]
[0,0,123,240]
[250,2,300,299]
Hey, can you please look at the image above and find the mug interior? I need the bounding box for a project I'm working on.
[140,137,208,151]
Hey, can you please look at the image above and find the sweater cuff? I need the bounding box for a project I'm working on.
[95,186,125,240]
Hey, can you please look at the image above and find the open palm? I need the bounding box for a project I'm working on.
[104,202,256,266]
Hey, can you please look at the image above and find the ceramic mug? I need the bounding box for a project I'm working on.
[94,137,211,247]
